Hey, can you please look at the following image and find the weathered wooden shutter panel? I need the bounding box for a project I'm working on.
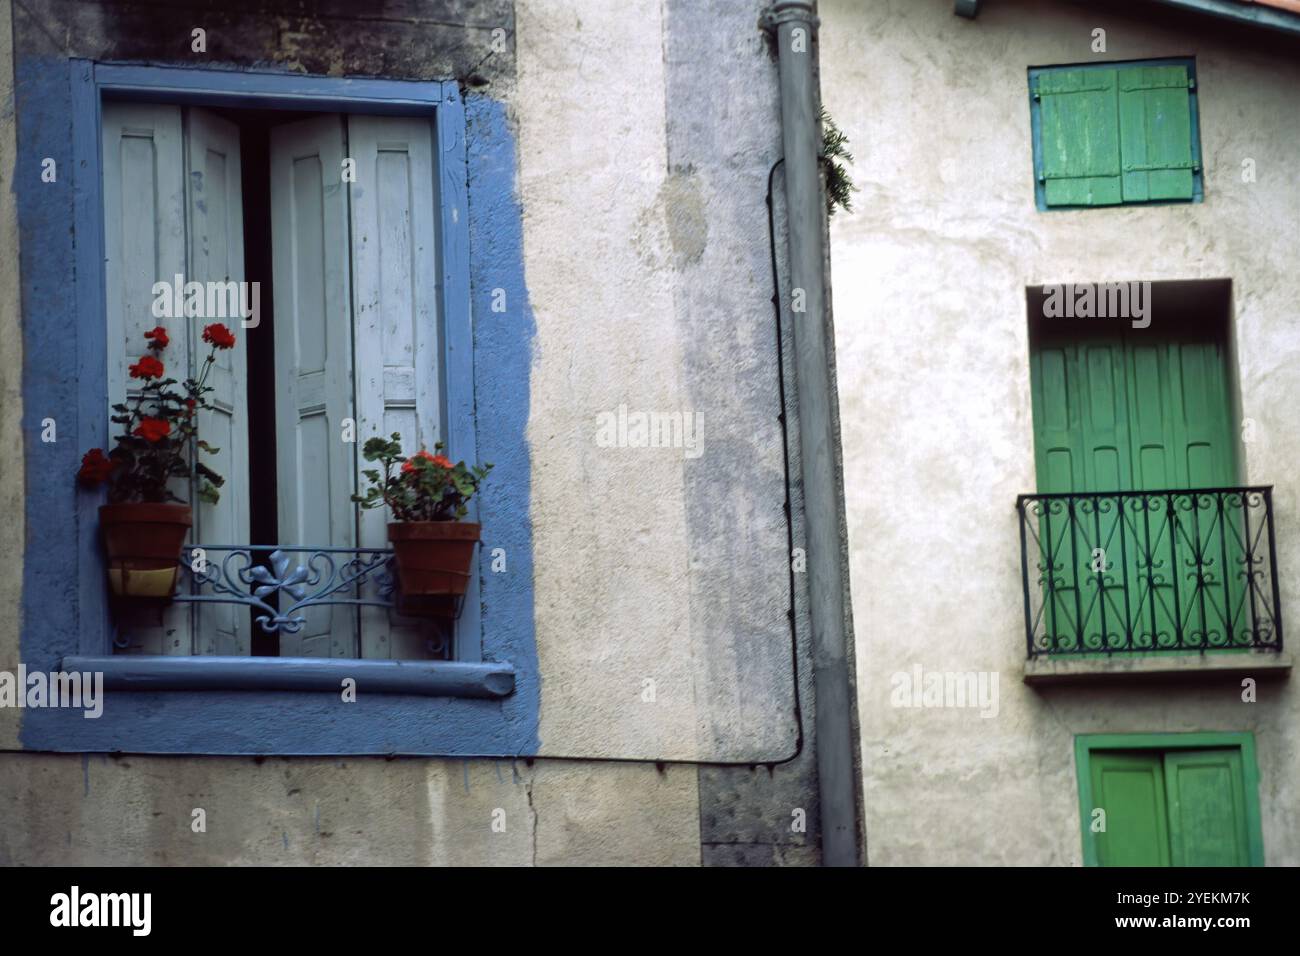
[1077,339,1133,491]
[270,115,357,658]
[185,107,251,655]
[1125,341,1177,490]
[1118,65,1194,203]
[1038,68,1122,207]
[1169,340,1235,488]
[101,102,194,655]
[1033,329,1243,649]
[1169,340,1246,644]
[1089,750,1171,866]
[1030,341,1083,493]
[1032,339,1084,650]
[1163,749,1250,866]
[1032,337,1132,650]
[347,115,442,659]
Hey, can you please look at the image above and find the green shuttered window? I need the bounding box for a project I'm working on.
[1029,330,1238,494]
[1076,734,1264,866]
[1028,323,1248,653]
[1030,59,1202,209]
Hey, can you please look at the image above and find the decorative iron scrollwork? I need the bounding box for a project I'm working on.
[1016,487,1283,657]
[175,545,399,635]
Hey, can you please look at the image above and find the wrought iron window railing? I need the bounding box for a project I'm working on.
[111,545,456,659]
[1016,487,1283,657]
[174,546,397,634]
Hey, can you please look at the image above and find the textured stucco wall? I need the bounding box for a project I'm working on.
[0,754,700,866]
[519,0,798,763]
[822,0,1300,865]
[0,0,815,863]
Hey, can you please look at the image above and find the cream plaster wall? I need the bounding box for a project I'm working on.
[822,0,1300,864]
[517,0,701,760]
[518,0,798,763]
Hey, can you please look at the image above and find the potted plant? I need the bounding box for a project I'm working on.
[77,323,235,597]
[354,433,492,599]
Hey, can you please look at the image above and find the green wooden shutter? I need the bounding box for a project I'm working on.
[1172,340,1248,645]
[1077,339,1133,491]
[1031,328,1242,650]
[1122,338,1245,646]
[1169,339,1236,488]
[1163,749,1251,866]
[1031,337,1133,650]
[1030,341,1082,494]
[1028,332,1239,493]
[1118,65,1195,203]
[1123,339,1182,649]
[1038,69,1122,207]
[1030,340,1085,649]
[1090,751,1171,866]
[1030,335,1135,492]
[1081,742,1262,867]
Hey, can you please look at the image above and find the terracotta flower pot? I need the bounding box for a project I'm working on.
[387,521,481,596]
[99,503,191,598]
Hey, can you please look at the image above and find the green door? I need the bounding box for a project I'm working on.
[1029,327,1246,651]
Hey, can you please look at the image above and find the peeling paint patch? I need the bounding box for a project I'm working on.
[661,169,709,266]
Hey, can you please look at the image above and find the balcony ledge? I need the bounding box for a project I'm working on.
[1024,651,1291,686]
[61,655,515,699]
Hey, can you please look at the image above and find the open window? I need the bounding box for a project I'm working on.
[101,100,459,662]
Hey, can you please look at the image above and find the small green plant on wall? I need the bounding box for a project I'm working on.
[821,106,856,217]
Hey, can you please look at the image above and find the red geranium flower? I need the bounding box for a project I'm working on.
[202,323,236,350]
[144,326,170,350]
[76,448,117,485]
[134,417,171,443]
[401,449,453,474]
[128,355,165,380]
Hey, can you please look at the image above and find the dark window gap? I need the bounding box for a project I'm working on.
[237,116,280,656]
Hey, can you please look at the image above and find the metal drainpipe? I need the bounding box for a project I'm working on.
[763,0,860,866]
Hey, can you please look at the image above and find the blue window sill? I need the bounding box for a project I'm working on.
[62,655,515,698]
[27,652,530,756]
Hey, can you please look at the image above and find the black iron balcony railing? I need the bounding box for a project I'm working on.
[1016,487,1283,657]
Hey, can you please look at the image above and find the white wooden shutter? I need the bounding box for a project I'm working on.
[101,102,193,655]
[269,115,357,658]
[184,107,251,655]
[347,116,442,659]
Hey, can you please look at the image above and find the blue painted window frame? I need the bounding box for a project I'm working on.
[17,61,539,756]
[1027,57,1204,212]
